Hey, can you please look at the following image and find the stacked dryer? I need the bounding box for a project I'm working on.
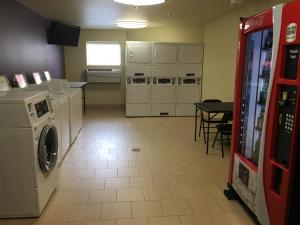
[152,43,178,116]
[126,42,152,117]
[125,41,203,117]
[176,44,203,116]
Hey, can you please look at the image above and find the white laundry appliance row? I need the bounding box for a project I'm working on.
[0,73,83,218]
[125,41,203,117]
[2,73,83,162]
[14,73,83,164]
[0,88,58,218]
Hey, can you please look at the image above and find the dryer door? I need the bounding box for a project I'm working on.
[38,125,58,174]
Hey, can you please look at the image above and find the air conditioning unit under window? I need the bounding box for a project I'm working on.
[86,68,121,83]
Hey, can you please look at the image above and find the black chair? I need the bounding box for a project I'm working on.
[212,112,233,158]
[199,99,225,144]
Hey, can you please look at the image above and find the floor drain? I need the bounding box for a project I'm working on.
[131,148,141,152]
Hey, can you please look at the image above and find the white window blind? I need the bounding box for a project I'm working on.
[86,42,121,66]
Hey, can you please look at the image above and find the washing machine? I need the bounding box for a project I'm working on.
[45,77,83,144]
[14,73,82,146]
[13,73,71,164]
[33,73,82,144]
[0,88,58,218]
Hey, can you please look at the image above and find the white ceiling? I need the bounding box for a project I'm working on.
[17,0,254,29]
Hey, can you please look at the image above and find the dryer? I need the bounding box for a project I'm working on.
[126,65,152,117]
[176,65,202,116]
[0,90,58,218]
[152,65,177,116]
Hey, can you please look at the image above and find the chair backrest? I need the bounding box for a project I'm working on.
[222,112,233,122]
[202,99,222,103]
[201,99,223,118]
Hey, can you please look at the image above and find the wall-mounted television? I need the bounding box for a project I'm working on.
[47,21,81,47]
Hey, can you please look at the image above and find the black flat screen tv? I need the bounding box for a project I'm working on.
[47,21,81,47]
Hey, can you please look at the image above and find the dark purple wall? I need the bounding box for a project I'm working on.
[0,0,65,81]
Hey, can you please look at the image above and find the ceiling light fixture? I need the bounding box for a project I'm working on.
[114,0,165,6]
[115,20,148,29]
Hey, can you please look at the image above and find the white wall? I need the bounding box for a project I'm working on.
[64,29,127,105]
[64,25,204,105]
[65,0,291,105]
[202,0,289,101]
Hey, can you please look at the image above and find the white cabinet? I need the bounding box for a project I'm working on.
[69,89,82,144]
[153,43,177,64]
[178,44,204,64]
[127,42,152,64]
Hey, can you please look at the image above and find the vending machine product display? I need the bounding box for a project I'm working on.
[227,1,300,225]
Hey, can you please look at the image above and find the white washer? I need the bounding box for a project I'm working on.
[12,74,71,164]
[14,74,82,147]
[0,90,58,218]
[51,94,70,164]
[40,78,82,144]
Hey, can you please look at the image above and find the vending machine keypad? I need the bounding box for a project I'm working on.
[284,114,294,134]
[275,86,297,167]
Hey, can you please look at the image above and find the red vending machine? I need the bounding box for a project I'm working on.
[228,1,300,225]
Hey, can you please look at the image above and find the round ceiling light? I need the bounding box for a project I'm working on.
[115,20,148,29]
[114,0,165,6]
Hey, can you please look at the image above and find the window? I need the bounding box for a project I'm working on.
[86,42,121,66]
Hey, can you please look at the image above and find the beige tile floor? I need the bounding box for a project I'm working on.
[0,106,256,225]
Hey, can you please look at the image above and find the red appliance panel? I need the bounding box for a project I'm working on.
[263,1,300,225]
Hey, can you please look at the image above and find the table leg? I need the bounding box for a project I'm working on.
[194,106,198,142]
[199,111,202,137]
[206,113,210,154]
[83,86,86,114]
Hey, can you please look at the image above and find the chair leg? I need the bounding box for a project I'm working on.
[203,121,207,144]
[212,130,219,148]
[199,116,203,137]
[221,132,224,158]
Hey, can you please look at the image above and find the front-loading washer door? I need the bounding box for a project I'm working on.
[38,125,58,174]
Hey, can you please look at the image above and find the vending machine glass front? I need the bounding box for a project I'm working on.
[239,28,273,165]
